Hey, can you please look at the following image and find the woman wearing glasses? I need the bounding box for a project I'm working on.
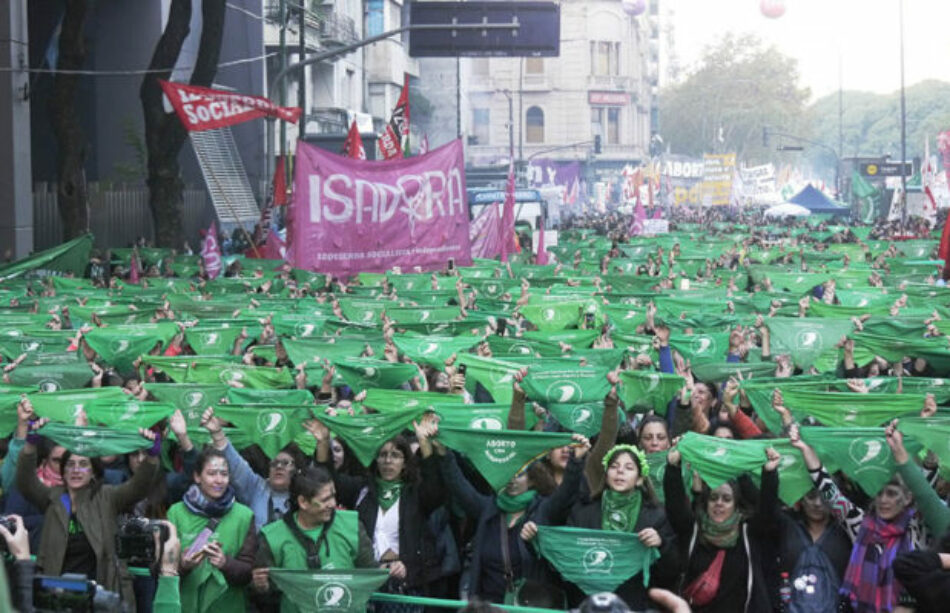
[14,420,160,607]
[308,415,447,612]
[199,406,307,531]
[167,446,257,613]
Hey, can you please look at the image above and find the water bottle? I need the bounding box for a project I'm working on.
[779,571,792,611]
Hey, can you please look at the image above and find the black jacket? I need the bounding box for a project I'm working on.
[439,450,581,603]
[665,462,779,613]
[324,454,445,589]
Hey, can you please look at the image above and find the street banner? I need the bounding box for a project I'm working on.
[701,153,736,206]
[469,203,503,259]
[290,139,472,277]
[158,81,301,131]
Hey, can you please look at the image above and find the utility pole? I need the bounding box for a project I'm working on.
[298,4,306,141]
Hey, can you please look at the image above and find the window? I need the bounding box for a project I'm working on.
[526,106,544,143]
[590,41,620,76]
[591,107,622,145]
[524,57,544,74]
[367,0,384,36]
[472,108,490,145]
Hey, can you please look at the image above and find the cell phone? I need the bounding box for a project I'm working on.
[184,518,221,558]
[585,313,595,325]
[497,318,508,337]
[458,364,467,375]
[447,258,455,271]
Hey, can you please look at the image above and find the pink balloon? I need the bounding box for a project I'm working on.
[622,0,647,17]
[760,0,786,19]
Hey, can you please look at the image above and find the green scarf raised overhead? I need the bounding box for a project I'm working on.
[456,354,522,405]
[391,334,482,369]
[27,387,129,424]
[226,387,314,406]
[188,360,295,389]
[268,568,389,613]
[800,426,922,496]
[766,317,854,372]
[184,326,256,356]
[83,323,178,374]
[781,389,925,428]
[318,407,425,467]
[8,361,94,392]
[213,405,311,458]
[435,427,574,491]
[37,422,152,456]
[331,358,419,393]
[533,525,659,595]
[618,370,684,415]
[144,383,228,422]
[667,332,730,365]
[546,401,605,437]
[49,399,174,431]
[519,364,612,405]
[375,478,403,511]
[601,489,642,533]
[141,356,242,384]
[519,301,588,331]
[362,389,464,414]
[432,402,538,432]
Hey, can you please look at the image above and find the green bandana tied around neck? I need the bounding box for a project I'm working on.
[601,488,643,533]
[318,407,425,467]
[700,510,742,548]
[496,489,536,513]
[37,422,152,456]
[375,478,403,511]
[435,427,574,491]
[533,525,660,595]
[267,568,389,613]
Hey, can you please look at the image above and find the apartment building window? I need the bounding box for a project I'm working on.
[524,57,544,74]
[367,0,384,36]
[590,41,620,76]
[472,108,490,145]
[526,106,544,143]
[591,107,621,144]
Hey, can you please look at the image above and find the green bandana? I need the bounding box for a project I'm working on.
[0,233,92,281]
[391,334,482,369]
[519,365,612,405]
[318,407,425,467]
[689,361,776,384]
[496,489,536,513]
[213,405,311,458]
[362,389,464,414]
[144,383,228,423]
[141,356,242,384]
[546,401,604,437]
[37,422,152,456]
[533,525,660,595]
[667,333,730,365]
[800,426,922,496]
[700,510,742,548]
[618,370,685,415]
[225,387,314,406]
[27,387,129,423]
[601,488,643,533]
[375,478,403,511]
[432,402,538,432]
[519,301,589,331]
[8,361,93,392]
[455,354,522,405]
[332,358,419,393]
[766,317,854,372]
[187,361,295,389]
[73,399,175,431]
[83,323,178,374]
[435,427,574,491]
[267,568,389,613]
[184,326,256,356]
[782,389,925,428]
[0,330,77,361]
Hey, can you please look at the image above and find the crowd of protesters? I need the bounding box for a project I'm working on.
[0,206,950,613]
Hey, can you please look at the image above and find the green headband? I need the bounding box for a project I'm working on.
[602,444,649,479]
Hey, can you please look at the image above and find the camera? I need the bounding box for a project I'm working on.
[116,517,169,568]
[0,515,16,552]
[33,573,125,613]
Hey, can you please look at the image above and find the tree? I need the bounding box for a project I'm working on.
[50,0,90,240]
[140,0,226,247]
[658,33,810,163]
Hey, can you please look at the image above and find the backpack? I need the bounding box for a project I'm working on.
[787,522,841,613]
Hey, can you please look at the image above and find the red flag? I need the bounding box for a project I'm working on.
[159,80,301,131]
[128,249,140,284]
[341,120,366,160]
[535,216,549,265]
[500,160,517,262]
[378,74,410,160]
[272,155,288,206]
[201,221,223,279]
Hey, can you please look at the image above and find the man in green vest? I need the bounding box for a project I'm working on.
[252,465,388,612]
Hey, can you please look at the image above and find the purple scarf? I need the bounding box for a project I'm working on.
[840,508,914,613]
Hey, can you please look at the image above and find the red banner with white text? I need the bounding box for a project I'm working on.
[159,80,301,131]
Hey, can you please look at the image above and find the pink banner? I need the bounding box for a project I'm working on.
[201,221,222,279]
[290,139,472,277]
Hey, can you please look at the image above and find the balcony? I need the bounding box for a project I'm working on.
[306,107,348,134]
[318,10,358,47]
[521,74,551,91]
[586,75,633,90]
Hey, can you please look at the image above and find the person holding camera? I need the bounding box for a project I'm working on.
[167,447,256,613]
[14,419,160,608]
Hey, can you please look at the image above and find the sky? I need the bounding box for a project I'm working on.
[667,0,950,100]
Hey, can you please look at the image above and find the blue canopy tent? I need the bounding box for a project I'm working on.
[788,184,849,216]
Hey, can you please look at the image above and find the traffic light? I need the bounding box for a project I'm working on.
[593,134,602,154]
